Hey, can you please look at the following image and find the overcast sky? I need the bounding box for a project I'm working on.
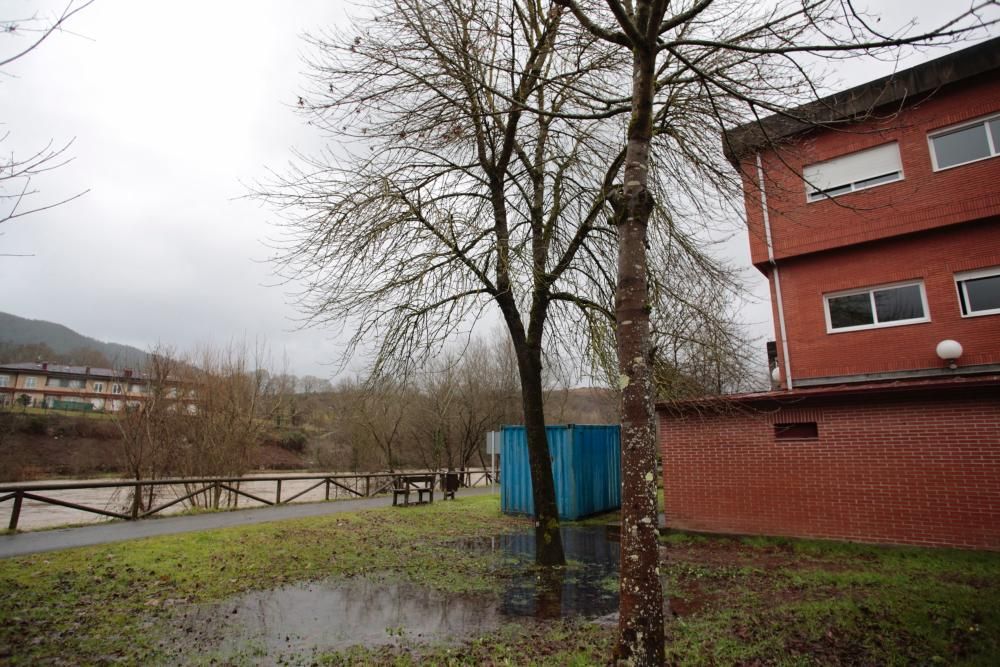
[0,1,995,379]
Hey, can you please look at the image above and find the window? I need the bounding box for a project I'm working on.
[93,382,104,392]
[24,377,37,388]
[824,281,929,332]
[0,375,9,388]
[775,422,819,440]
[956,267,1000,317]
[111,383,123,395]
[803,142,903,202]
[68,379,85,389]
[929,114,1000,170]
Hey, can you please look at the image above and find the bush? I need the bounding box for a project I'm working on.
[260,429,309,453]
[26,417,47,436]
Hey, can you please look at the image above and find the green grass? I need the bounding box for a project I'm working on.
[659,531,1000,666]
[0,496,524,664]
[1,498,998,665]
[1,406,115,420]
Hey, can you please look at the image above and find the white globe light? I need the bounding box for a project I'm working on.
[936,339,963,362]
[771,367,781,382]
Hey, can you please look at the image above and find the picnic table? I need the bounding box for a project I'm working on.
[392,474,435,506]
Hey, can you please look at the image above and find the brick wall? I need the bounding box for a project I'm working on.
[741,73,1000,265]
[772,219,1000,381]
[658,387,1000,550]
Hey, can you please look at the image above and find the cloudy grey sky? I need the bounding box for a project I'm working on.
[0,1,995,379]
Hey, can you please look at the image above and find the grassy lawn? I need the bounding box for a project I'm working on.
[0,496,998,665]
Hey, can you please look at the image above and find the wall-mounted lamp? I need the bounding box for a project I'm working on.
[771,367,781,383]
[936,339,963,370]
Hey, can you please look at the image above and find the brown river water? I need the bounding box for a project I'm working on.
[2,472,493,531]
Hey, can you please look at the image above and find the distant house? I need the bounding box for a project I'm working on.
[0,362,154,412]
[657,38,1000,550]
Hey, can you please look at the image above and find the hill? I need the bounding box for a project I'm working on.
[0,311,148,368]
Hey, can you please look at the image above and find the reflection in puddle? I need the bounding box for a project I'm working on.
[173,578,502,656]
[492,526,620,620]
[169,526,620,658]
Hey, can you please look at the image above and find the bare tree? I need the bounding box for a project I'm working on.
[112,346,184,513]
[261,0,639,565]
[338,378,411,472]
[408,338,521,471]
[262,0,763,567]
[545,0,998,662]
[1,1,93,237]
[171,342,287,509]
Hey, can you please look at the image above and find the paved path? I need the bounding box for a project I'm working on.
[0,486,498,559]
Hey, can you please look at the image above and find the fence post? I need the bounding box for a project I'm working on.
[365,476,371,497]
[131,483,141,519]
[325,479,330,501]
[276,479,282,504]
[8,492,23,531]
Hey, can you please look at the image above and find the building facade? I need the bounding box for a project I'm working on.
[0,362,150,412]
[658,38,1000,550]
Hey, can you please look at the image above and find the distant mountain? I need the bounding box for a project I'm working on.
[0,311,148,368]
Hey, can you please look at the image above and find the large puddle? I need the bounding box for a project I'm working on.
[166,526,620,659]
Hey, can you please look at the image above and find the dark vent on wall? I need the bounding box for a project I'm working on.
[774,422,819,440]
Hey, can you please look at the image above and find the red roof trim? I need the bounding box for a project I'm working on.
[656,374,1000,410]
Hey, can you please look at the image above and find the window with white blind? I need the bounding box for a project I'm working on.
[803,142,903,202]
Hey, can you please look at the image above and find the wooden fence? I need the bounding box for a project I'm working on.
[0,468,495,531]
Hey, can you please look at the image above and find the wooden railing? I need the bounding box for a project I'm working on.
[0,468,495,531]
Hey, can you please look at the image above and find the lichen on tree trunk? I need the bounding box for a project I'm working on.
[614,42,665,666]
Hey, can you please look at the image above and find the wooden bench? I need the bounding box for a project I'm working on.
[392,474,435,506]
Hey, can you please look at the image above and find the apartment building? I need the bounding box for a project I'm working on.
[657,38,1000,550]
[0,362,150,412]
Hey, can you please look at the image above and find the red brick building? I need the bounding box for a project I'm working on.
[658,38,1000,550]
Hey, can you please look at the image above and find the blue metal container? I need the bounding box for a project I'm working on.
[500,424,621,520]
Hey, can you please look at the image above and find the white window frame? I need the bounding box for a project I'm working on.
[93,382,104,392]
[823,280,930,334]
[955,266,1000,317]
[928,112,1000,172]
[804,142,904,203]
[0,375,9,388]
[24,377,37,388]
[111,383,123,395]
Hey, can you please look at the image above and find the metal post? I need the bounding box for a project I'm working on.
[131,483,141,519]
[8,492,23,531]
[276,479,282,504]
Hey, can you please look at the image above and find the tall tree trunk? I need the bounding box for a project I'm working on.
[615,43,665,665]
[516,343,566,567]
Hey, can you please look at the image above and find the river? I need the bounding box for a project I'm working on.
[2,470,494,531]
